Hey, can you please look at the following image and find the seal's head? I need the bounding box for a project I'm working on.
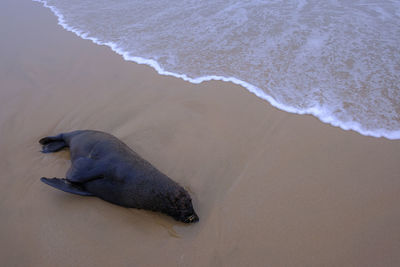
[166,188,199,223]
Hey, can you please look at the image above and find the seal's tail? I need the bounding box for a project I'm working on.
[40,177,94,196]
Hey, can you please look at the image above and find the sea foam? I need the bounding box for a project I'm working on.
[33,0,400,139]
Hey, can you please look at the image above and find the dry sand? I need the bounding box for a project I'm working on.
[1,1,400,266]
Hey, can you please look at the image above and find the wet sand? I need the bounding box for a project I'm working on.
[1,1,400,266]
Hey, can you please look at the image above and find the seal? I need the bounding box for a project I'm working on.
[39,130,199,223]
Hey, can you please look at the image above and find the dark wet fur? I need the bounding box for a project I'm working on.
[40,130,199,223]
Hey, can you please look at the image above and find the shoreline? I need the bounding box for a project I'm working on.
[33,0,400,140]
[2,1,400,266]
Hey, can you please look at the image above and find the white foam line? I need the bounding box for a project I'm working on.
[33,0,400,140]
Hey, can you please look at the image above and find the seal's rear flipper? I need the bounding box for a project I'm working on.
[40,177,94,196]
[39,135,68,153]
[41,141,67,153]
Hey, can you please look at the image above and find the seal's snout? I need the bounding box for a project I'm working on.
[184,213,199,223]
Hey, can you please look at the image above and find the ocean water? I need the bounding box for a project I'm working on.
[34,0,400,139]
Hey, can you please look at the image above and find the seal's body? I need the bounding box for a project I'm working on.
[40,130,199,223]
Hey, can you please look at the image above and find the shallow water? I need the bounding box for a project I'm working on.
[34,0,400,139]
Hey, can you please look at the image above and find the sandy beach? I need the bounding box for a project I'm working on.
[1,1,400,266]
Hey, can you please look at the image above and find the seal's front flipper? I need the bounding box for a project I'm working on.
[40,177,94,196]
[66,157,104,183]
